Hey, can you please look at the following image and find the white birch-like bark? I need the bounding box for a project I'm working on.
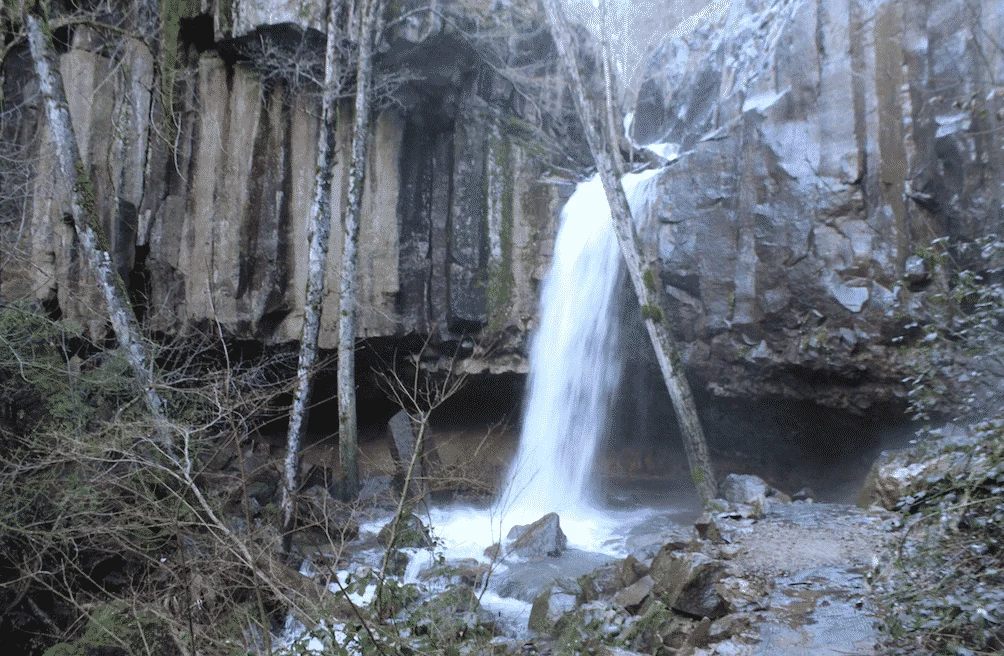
[541,0,718,503]
[26,13,172,446]
[337,0,380,500]
[281,0,343,550]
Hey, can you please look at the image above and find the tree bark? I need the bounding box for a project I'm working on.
[26,12,172,446]
[337,0,380,501]
[281,0,343,552]
[541,0,718,503]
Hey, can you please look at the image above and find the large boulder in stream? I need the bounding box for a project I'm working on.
[506,512,568,559]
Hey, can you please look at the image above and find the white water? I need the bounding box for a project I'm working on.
[495,169,664,533]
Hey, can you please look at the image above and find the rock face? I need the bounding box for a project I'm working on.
[2,2,572,374]
[633,0,1004,411]
[4,0,1003,408]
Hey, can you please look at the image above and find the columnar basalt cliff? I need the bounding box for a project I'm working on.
[1,1,579,372]
[2,0,1002,408]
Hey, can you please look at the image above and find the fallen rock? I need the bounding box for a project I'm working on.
[528,577,580,635]
[649,548,729,619]
[858,427,984,510]
[720,474,769,505]
[581,558,643,603]
[506,512,567,559]
[613,574,654,612]
[716,575,772,613]
[708,612,753,642]
[621,600,700,653]
[694,513,725,543]
[378,514,433,549]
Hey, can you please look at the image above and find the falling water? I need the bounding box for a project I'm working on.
[498,169,663,523]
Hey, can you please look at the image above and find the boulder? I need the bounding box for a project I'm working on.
[378,514,433,549]
[506,512,567,559]
[528,577,581,635]
[858,427,984,509]
[580,557,643,603]
[720,474,769,505]
[613,575,655,613]
[715,575,772,613]
[649,548,729,620]
[694,513,724,543]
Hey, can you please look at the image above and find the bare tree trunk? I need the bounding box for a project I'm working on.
[26,12,172,446]
[281,0,343,553]
[541,0,717,503]
[337,0,381,501]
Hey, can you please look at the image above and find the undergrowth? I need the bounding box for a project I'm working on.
[876,234,1004,655]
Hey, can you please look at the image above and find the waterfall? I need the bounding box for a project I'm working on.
[498,169,662,522]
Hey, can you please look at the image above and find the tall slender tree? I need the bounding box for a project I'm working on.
[282,0,344,552]
[541,0,718,503]
[26,9,172,447]
[337,0,382,500]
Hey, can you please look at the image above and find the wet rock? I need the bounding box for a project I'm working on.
[720,474,769,505]
[904,255,930,286]
[695,513,725,543]
[613,574,655,613]
[378,514,433,549]
[625,522,696,559]
[708,613,753,642]
[716,575,772,613]
[621,600,699,653]
[581,557,642,603]
[649,548,729,620]
[298,486,359,541]
[602,646,647,656]
[528,577,580,635]
[506,512,567,559]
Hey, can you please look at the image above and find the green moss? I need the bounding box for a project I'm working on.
[643,268,659,294]
[640,303,664,324]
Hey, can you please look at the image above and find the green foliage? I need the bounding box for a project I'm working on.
[643,268,658,294]
[897,235,1004,421]
[0,302,138,433]
[875,421,1004,655]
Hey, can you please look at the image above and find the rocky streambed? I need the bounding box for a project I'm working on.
[280,472,898,656]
